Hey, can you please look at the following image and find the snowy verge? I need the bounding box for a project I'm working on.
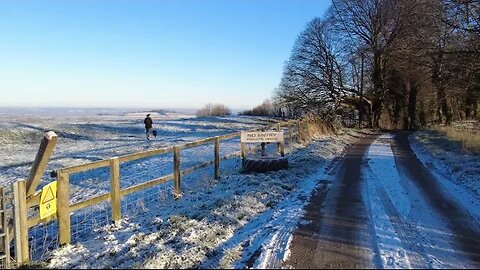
[409,132,480,223]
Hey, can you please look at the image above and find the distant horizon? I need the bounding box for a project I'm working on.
[0,105,250,114]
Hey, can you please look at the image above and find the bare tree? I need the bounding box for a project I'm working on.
[276,18,348,118]
[240,99,275,116]
[443,0,480,37]
[329,0,403,127]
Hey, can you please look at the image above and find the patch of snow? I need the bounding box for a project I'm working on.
[409,132,480,223]
[45,131,57,140]
[410,131,480,197]
[363,134,473,269]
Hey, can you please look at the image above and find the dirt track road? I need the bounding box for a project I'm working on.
[284,132,480,269]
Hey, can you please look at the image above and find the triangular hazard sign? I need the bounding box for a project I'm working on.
[42,186,55,203]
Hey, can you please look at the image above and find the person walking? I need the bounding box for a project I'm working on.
[144,114,153,140]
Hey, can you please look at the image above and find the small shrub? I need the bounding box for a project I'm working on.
[196,103,231,117]
[436,126,480,154]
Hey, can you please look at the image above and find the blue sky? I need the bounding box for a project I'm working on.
[0,0,331,110]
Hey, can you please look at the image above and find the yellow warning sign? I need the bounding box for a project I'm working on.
[42,186,55,203]
[40,181,57,220]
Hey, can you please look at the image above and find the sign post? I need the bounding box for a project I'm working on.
[240,131,285,157]
[240,131,288,173]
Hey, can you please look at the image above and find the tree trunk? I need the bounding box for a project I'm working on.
[431,50,452,125]
[403,79,410,130]
[408,81,419,130]
[372,100,383,128]
[419,100,427,127]
[371,52,385,128]
[358,109,363,128]
[437,85,452,125]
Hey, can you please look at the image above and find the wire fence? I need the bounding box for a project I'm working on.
[27,200,115,261]
[28,220,58,261]
[122,184,174,220]
[27,159,177,261]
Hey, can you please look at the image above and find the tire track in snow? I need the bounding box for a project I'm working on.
[364,163,430,268]
[366,133,480,269]
[285,133,381,269]
[391,132,480,267]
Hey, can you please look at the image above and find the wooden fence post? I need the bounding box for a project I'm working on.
[280,141,285,157]
[173,146,181,198]
[26,131,58,197]
[276,123,281,152]
[13,180,28,265]
[110,157,121,222]
[57,170,71,246]
[214,137,220,180]
[241,143,246,160]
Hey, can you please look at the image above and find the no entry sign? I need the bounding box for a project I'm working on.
[241,131,284,143]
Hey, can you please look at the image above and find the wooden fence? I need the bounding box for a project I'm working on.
[9,117,317,266]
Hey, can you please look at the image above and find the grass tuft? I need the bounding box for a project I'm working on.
[435,125,480,154]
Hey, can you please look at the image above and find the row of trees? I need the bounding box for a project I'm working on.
[274,0,480,129]
[239,99,287,117]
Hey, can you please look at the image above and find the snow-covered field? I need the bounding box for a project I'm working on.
[0,108,277,202]
[42,129,359,269]
[0,108,278,262]
[32,124,359,268]
[0,108,360,268]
